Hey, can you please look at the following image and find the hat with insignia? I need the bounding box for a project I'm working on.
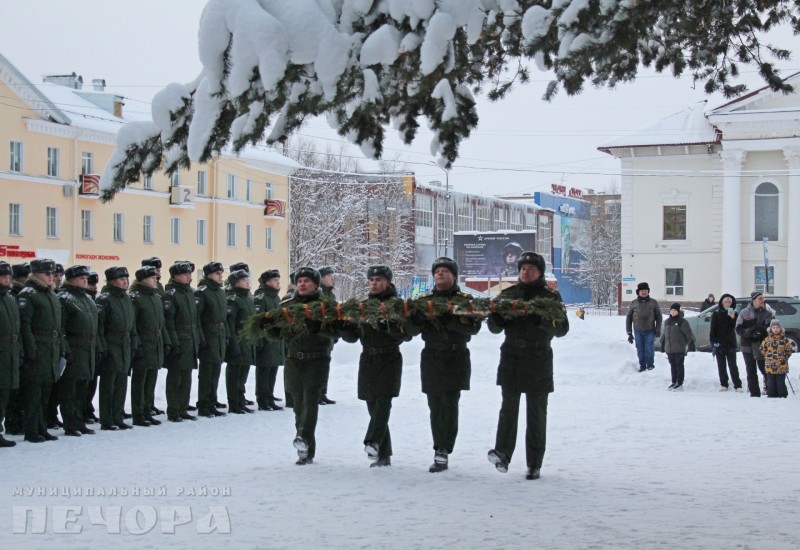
[0,261,12,277]
[259,269,280,284]
[64,265,91,280]
[169,261,194,277]
[141,257,162,269]
[295,267,320,286]
[12,263,30,279]
[228,269,249,285]
[289,270,297,285]
[203,261,224,277]
[88,271,99,285]
[431,257,458,278]
[30,258,57,274]
[104,266,129,280]
[367,265,393,281]
[136,265,158,281]
[55,263,65,275]
[318,266,334,277]
[229,262,249,274]
[176,260,196,272]
[517,251,546,277]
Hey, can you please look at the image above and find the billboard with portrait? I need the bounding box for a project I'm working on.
[453,231,537,279]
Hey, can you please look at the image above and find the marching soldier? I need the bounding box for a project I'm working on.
[280,270,297,409]
[406,257,482,472]
[83,271,101,425]
[53,264,65,291]
[227,263,255,407]
[487,252,569,480]
[141,257,165,296]
[195,262,228,417]
[0,261,21,447]
[4,262,29,436]
[267,267,337,465]
[17,258,65,443]
[58,265,100,437]
[318,266,336,405]
[163,261,200,422]
[336,265,411,467]
[129,266,171,427]
[11,263,30,297]
[96,267,139,431]
[282,270,297,301]
[225,270,256,414]
[254,270,284,411]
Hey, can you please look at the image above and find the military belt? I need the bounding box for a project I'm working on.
[426,343,467,352]
[137,329,159,336]
[0,334,19,342]
[176,324,196,333]
[66,332,96,341]
[109,331,131,339]
[287,350,331,361]
[362,345,399,356]
[203,322,226,331]
[505,339,545,350]
[33,330,59,338]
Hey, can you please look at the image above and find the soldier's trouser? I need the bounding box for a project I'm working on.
[47,378,62,422]
[426,391,461,454]
[59,377,87,431]
[494,388,549,470]
[99,367,127,425]
[256,365,280,406]
[292,387,322,459]
[197,360,222,413]
[0,386,9,434]
[284,368,294,408]
[131,367,158,419]
[24,378,52,438]
[240,363,251,401]
[85,374,98,418]
[166,368,192,417]
[365,397,393,459]
[5,388,23,433]
[145,367,159,411]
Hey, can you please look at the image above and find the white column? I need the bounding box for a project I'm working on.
[720,150,746,296]
[784,148,800,297]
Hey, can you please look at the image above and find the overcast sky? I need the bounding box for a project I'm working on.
[1,1,797,196]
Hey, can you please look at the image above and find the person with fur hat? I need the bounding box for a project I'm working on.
[760,319,792,398]
[129,266,172,427]
[162,261,201,421]
[141,257,164,296]
[709,294,743,391]
[53,264,65,291]
[81,271,102,425]
[96,267,139,431]
[625,282,662,372]
[266,266,338,465]
[735,291,775,397]
[4,263,30,436]
[57,265,101,436]
[0,261,21,447]
[225,270,257,414]
[336,265,411,467]
[194,262,229,417]
[10,263,30,298]
[317,266,337,406]
[254,270,284,411]
[659,303,696,391]
[486,251,569,480]
[17,259,65,443]
[406,257,482,473]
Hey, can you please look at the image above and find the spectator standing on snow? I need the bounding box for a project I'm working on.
[701,294,716,312]
[709,294,743,392]
[625,282,662,372]
[660,303,695,391]
[760,319,792,398]
[735,291,774,397]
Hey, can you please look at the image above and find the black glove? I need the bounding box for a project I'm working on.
[529,313,541,327]
[164,344,172,357]
[752,325,767,340]
[438,312,453,325]
[409,310,427,326]
[489,313,507,327]
[654,328,661,338]
[133,346,144,358]
[304,319,322,333]
[333,319,355,331]
[627,333,634,344]
[95,351,105,364]
[687,341,696,353]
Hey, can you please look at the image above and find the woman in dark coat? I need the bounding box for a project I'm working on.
[709,293,742,391]
[701,294,716,312]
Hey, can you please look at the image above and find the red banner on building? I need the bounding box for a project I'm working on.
[264,199,286,217]
[79,174,100,195]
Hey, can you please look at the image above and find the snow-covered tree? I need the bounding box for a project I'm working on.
[100,0,799,201]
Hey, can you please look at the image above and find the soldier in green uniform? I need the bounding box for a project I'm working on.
[336,265,411,467]
[17,258,65,443]
[281,270,297,409]
[141,257,165,297]
[317,266,337,406]
[139,258,165,416]
[53,264,64,291]
[45,263,66,429]
[0,262,21,447]
[195,262,228,417]
[267,267,337,465]
[5,263,30,436]
[225,270,257,414]
[129,266,171,427]
[58,265,100,437]
[163,261,200,422]
[254,269,284,411]
[228,262,255,408]
[406,257,482,473]
[487,252,569,480]
[96,267,139,431]
[83,271,101,425]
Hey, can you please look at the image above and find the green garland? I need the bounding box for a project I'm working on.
[242,295,566,341]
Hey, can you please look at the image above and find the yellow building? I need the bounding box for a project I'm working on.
[0,52,297,285]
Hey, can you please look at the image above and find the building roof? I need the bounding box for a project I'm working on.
[415,182,542,210]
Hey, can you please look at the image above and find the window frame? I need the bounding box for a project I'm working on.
[662,205,687,241]
[9,203,22,235]
[665,267,684,296]
[227,222,237,247]
[9,141,23,173]
[113,213,125,242]
[81,209,93,240]
[170,217,180,245]
[265,226,273,250]
[47,147,60,178]
[46,207,59,238]
[81,152,93,175]
[197,171,208,196]
[197,219,207,245]
[226,174,237,199]
[143,215,154,243]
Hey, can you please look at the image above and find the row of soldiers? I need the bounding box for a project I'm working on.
[0,252,569,479]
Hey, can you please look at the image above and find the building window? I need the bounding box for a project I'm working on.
[494,207,507,230]
[476,204,490,232]
[170,217,180,244]
[197,219,207,245]
[537,216,551,267]
[47,147,60,177]
[456,200,473,232]
[143,175,153,190]
[9,203,22,235]
[81,210,93,240]
[246,179,253,202]
[665,268,684,296]
[171,172,180,186]
[524,211,536,230]
[265,182,274,200]
[46,207,59,238]
[81,152,93,175]
[9,141,23,173]
[197,171,207,196]
[414,194,433,228]
[143,215,154,243]
[754,266,775,294]
[510,209,523,231]
[113,213,124,242]
[754,182,779,241]
[662,205,686,240]
[226,174,237,199]
[437,210,453,252]
[265,226,273,250]
[246,224,253,248]
[227,222,237,247]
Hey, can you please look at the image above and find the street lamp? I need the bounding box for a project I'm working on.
[429,161,452,257]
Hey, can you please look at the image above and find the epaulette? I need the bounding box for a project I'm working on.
[458,292,472,299]
[227,294,237,301]
[418,292,432,299]
[280,296,294,305]
[166,289,176,296]
[98,292,110,301]
[198,285,207,292]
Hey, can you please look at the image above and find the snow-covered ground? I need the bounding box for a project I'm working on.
[2,313,799,549]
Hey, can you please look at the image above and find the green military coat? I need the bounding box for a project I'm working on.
[163,279,199,370]
[96,284,139,375]
[0,283,21,389]
[226,287,257,365]
[195,277,228,363]
[253,284,283,368]
[17,277,65,384]
[58,282,100,380]
[487,278,569,393]
[129,281,171,370]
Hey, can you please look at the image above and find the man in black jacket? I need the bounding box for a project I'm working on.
[709,293,742,392]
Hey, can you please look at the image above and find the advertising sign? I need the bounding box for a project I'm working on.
[453,231,536,279]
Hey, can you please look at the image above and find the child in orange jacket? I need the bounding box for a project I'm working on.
[760,319,793,398]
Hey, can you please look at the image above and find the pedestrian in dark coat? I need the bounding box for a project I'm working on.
[0,261,21,447]
[486,252,569,480]
[58,265,100,436]
[701,294,716,312]
[625,282,662,372]
[129,267,171,426]
[709,293,742,391]
[406,257,482,473]
[735,291,775,397]
[163,262,200,421]
[253,270,284,410]
[337,265,411,467]
[659,303,695,390]
[17,259,65,443]
[225,270,257,414]
[195,262,228,417]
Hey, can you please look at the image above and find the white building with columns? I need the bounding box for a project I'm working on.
[599,74,800,303]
